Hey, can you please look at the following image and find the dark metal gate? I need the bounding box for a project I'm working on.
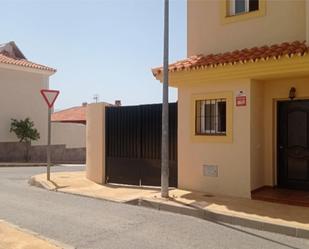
[105,103,177,187]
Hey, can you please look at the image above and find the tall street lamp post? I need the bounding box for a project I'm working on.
[161,0,169,198]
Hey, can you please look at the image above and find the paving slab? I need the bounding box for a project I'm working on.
[0,219,63,249]
[157,189,309,230]
[29,171,161,202]
[29,171,309,238]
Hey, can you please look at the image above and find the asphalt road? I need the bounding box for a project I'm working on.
[0,166,308,249]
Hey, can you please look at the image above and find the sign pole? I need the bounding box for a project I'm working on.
[47,107,51,181]
[40,89,60,181]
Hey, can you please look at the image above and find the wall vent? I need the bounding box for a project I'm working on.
[203,164,218,177]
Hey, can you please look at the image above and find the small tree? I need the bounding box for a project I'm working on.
[10,118,40,161]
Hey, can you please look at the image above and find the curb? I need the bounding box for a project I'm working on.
[28,176,130,202]
[29,176,309,240]
[28,176,55,191]
[130,198,309,239]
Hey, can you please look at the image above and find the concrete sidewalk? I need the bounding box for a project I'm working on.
[29,171,309,239]
[29,171,159,202]
[0,220,64,249]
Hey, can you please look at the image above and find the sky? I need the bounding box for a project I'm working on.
[1,0,187,110]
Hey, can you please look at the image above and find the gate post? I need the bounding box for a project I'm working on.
[86,103,107,184]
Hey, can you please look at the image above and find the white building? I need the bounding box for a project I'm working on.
[0,41,56,145]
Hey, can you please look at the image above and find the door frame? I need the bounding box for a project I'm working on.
[277,99,286,188]
[277,99,309,189]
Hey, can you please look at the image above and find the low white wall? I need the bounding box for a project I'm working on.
[51,122,86,148]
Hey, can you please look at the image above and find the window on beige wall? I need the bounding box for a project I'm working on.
[195,99,226,135]
[228,0,259,16]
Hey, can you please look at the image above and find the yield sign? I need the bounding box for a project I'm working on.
[40,89,60,108]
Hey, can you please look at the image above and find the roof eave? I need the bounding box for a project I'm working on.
[165,54,309,87]
[0,62,56,76]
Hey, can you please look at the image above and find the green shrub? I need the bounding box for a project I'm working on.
[10,118,40,143]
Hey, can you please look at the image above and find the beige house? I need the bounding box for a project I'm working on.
[51,104,87,149]
[153,0,309,198]
[0,41,56,145]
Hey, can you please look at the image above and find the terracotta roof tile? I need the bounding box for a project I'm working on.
[51,106,86,124]
[152,41,308,76]
[0,52,56,73]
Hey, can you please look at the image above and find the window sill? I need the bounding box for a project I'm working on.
[227,10,259,18]
[191,134,232,143]
[195,133,226,136]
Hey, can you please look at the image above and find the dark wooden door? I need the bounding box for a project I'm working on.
[278,100,309,190]
[105,103,178,187]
